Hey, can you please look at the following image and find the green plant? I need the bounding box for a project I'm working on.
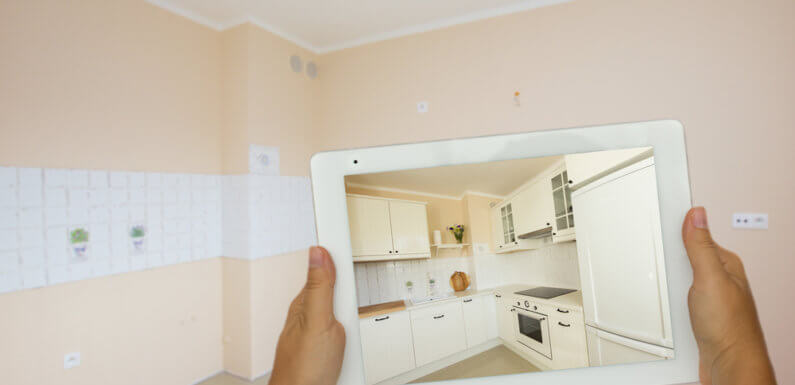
[405,281,413,288]
[70,228,89,244]
[130,225,146,238]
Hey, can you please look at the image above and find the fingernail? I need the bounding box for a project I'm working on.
[309,246,324,268]
[692,207,708,229]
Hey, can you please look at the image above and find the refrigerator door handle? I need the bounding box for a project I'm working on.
[595,329,674,358]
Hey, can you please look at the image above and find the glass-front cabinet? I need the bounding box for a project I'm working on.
[551,168,576,242]
[500,203,516,245]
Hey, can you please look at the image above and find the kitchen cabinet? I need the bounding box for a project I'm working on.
[359,311,416,385]
[564,147,652,190]
[491,200,545,253]
[411,301,467,367]
[494,293,515,344]
[462,295,498,348]
[513,178,554,237]
[572,159,673,348]
[347,195,431,262]
[549,308,588,369]
[549,167,575,243]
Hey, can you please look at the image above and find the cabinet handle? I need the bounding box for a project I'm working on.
[557,308,570,314]
[552,232,557,236]
[539,317,546,321]
[568,180,573,184]
[495,294,502,298]
[375,316,390,322]
[395,250,399,253]
[463,299,473,303]
[388,250,393,253]
[558,322,571,327]
[510,308,516,312]
[433,315,445,320]
[546,222,550,226]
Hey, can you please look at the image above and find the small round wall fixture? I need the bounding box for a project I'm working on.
[306,61,318,79]
[289,55,303,73]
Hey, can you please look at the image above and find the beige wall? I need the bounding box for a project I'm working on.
[462,194,499,248]
[0,0,223,174]
[318,0,795,383]
[0,0,227,384]
[0,259,223,385]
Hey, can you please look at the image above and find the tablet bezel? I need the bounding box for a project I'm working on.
[310,120,698,385]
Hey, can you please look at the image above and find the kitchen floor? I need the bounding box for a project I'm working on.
[410,345,540,383]
[198,372,270,385]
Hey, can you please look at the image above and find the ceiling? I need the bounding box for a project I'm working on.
[146,0,571,53]
[345,156,562,199]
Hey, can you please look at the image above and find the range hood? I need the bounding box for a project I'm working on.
[517,226,553,240]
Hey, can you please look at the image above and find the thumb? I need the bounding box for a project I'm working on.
[303,246,337,328]
[682,207,724,281]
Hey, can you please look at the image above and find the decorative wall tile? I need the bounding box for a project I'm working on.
[44,169,67,187]
[19,168,42,188]
[0,167,17,187]
[0,188,17,207]
[68,170,89,188]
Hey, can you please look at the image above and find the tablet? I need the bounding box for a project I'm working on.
[310,120,697,385]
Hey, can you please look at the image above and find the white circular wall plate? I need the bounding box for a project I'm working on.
[290,55,303,73]
[306,61,318,79]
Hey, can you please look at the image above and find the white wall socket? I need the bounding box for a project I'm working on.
[732,213,768,229]
[417,101,428,113]
[64,352,81,369]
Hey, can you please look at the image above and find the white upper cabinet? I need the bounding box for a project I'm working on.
[549,166,576,243]
[565,147,652,190]
[360,311,417,384]
[388,200,431,255]
[572,159,673,348]
[347,195,431,262]
[347,196,394,257]
[513,178,554,237]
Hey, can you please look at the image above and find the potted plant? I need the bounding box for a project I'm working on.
[447,224,465,243]
[130,225,146,253]
[69,228,89,261]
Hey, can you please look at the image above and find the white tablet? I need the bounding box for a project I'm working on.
[310,120,698,385]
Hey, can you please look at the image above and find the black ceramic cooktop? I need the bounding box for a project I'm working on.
[515,287,577,299]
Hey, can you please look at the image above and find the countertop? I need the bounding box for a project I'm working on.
[357,284,583,319]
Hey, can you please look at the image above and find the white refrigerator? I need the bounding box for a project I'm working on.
[571,158,674,366]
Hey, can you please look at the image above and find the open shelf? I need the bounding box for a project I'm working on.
[431,243,470,249]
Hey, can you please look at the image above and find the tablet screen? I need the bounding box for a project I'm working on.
[343,146,674,384]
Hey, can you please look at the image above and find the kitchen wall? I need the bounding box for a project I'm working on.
[473,242,581,291]
[316,1,795,383]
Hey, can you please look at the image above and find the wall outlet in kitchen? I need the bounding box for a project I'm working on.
[249,144,280,176]
[63,352,81,369]
[732,213,768,229]
[416,101,429,113]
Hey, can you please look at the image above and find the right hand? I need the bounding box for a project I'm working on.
[682,207,776,385]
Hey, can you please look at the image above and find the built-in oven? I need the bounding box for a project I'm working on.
[513,305,552,359]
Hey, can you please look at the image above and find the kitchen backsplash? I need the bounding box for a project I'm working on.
[473,241,581,290]
[0,166,316,294]
[354,256,475,307]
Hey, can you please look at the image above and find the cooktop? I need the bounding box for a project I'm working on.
[515,287,577,299]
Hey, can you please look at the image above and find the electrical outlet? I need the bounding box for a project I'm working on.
[417,101,428,113]
[732,213,768,229]
[64,352,81,369]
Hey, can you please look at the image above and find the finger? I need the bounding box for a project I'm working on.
[682,207,725,280]
[303,246,336,328]
[716,246,749,284]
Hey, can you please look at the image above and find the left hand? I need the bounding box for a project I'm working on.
[269,246,346,385]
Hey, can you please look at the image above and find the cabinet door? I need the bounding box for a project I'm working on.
[513,180,555,236]
[491,206,504,251]
[586,326,671,367]
[550,312,588,369]
[495,296,515,343]
[347,196,394,256]
[573,164,672,347]
[565,147,651,188]
[462,296,496,348]
[388,200,430,255]
[360,311,416,384]
[411,302,467,367]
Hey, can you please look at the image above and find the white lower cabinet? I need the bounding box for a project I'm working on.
[461,295,498,348]
[360,311,416,385]
[495,294,515,344]
[411,301,467,367]
[549,309,588,369]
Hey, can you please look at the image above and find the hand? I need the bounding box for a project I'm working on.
[269,246,346,385]
[682,207,776,385]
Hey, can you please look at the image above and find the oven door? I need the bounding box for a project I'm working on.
[514,307,552,359]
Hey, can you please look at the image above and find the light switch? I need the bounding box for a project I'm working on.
[417,101,429,113]
[64,352,81,369]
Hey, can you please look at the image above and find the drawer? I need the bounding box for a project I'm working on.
[410,300,462,320]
